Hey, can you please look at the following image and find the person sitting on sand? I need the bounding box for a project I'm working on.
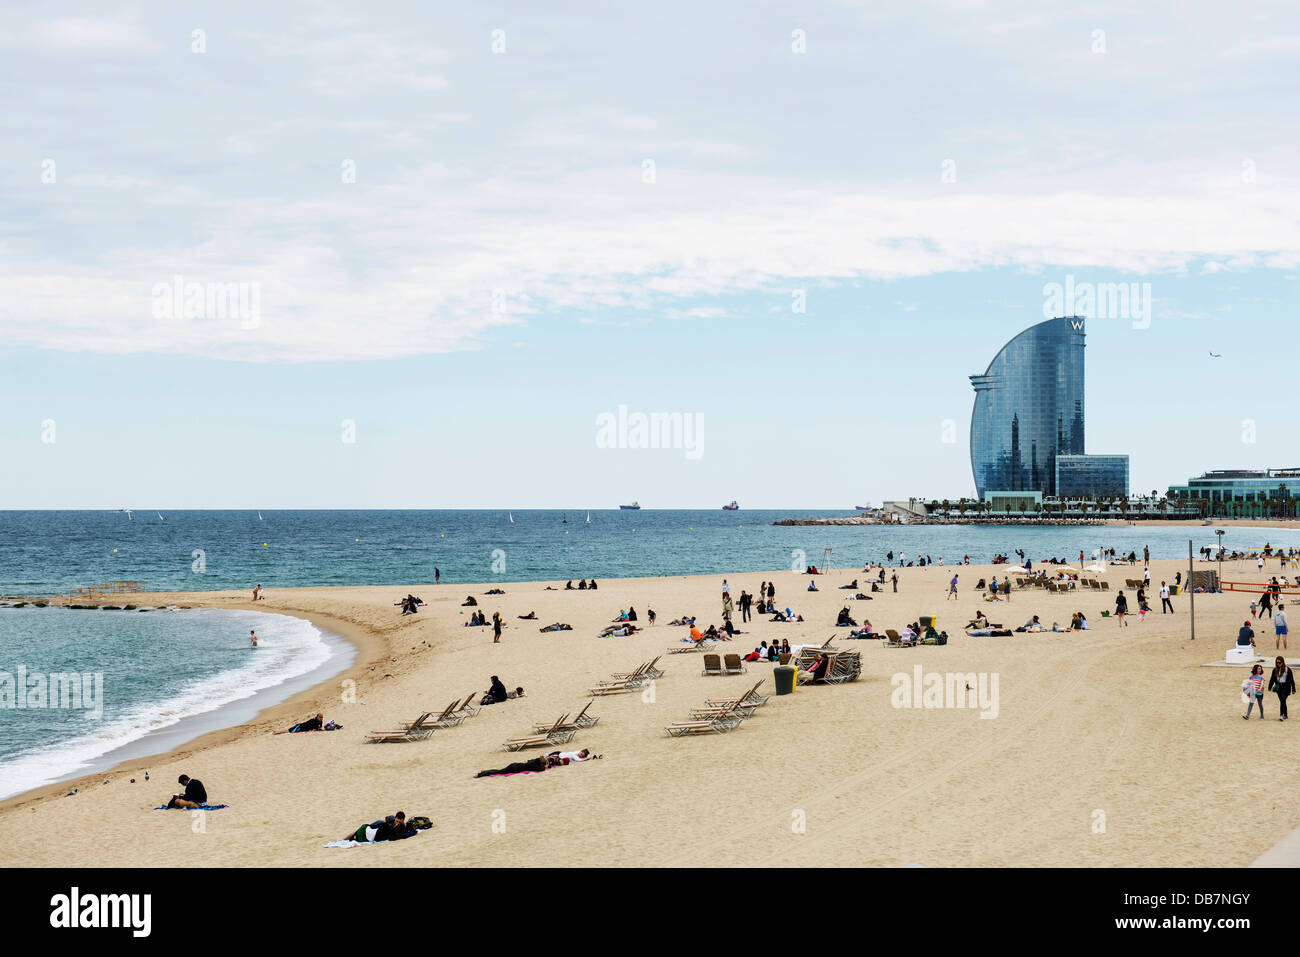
[475,756,548,778]
[744,642,768,663]
[484,676,509,704]
[589,579,598,590]
[836,607,857,627]
[578,580,587,590]
[613,609,630,622]
[899,625,917,646]
[627,607,638,622]
[166,774,207,809]
[807,580,819,591]
[689,625,705,642]
[342,812,412,843]
[461,596,477,607]
[565,581,573,590]
[722,618,744,638]
[518,611,537,619]
[1022,616,1044,633]
[273,712,325,734]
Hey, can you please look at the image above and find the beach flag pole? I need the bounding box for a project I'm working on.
[1188,539,1195,640]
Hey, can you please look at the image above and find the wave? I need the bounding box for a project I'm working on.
[0,609,336,801]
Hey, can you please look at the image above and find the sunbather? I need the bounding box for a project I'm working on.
[273,712,329,734]
[341,812,413,843]
[518,611,537,619]
[547,749,597,765]
[475,756,549,778]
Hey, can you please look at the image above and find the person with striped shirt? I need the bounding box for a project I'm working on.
[1244,664,1267,720]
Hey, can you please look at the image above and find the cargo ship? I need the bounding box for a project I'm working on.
[722,501,739,510]
[619,502,641,510]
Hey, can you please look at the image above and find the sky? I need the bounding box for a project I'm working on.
[2,0,1299,508]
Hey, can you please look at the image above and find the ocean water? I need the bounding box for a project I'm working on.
[3,510,1297,801]
[0,606,339,800]
[3,509,1298,596]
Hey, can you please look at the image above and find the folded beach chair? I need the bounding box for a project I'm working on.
[701,653,724,676]
[589,665,654,695]
[502,714,578,752]
[777,652,792,665]
[366,711,436,743]
[610,659,660,681]
[723,653,746,675]
[533,700,599,733]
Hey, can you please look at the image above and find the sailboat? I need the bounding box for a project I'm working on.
[258,511,264,521]
[157,512,165,522]
[508,512,514,524]
[586,512,591,524]
[120,507,133,521]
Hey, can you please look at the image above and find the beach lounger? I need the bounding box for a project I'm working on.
[453,692,480,719]
[366,711,436,743]
[533,701,599,733]
[664,713,742,736]
[706,680,769,709]
[701,653,725,676]
[429,700,468,729]
[883,629,904,648]
[502,714,578,751]
[667,639,715,654]
[723,653,747,675]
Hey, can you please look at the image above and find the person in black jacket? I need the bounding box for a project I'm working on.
[1270,656,1296,721]
[1114,591,1129,626]
[167,774,207,808]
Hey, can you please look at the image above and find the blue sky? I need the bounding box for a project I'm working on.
[2,1,1299,508]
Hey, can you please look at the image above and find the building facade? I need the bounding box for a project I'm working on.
[1055,454,1130,498]
[970,316,1086,499]
[1168,469,1300,509]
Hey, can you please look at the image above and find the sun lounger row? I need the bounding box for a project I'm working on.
[502,712,581,751]
[667,638,715,654]
[664,681,768,736]
[366,694,480,743]
[588,658,662,696]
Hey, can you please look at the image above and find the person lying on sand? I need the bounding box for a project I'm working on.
[475,757,548,778]
[600,623,639,637]
[485,588,505,595]
[273,712,331,734]
[547,749,599,765]
[840,579,858,589]
[538,622,572,632]
[668,616,695,627]
[341,812,414,843]
[166,774,207,809]
[518,611,537,619]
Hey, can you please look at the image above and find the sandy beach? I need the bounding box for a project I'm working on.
[3,557,1298,868]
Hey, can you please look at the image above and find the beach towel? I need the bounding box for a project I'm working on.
[325,830,423,848]
[154,804,229,811]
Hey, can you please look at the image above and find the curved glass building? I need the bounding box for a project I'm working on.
[970,317,1086,498]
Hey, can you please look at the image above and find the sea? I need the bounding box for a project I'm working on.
[2,508,1297,800]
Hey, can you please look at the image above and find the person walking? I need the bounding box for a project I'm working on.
[434,566,441,584]
[739,590,751,623]
[1160,581,1174,614]
[721,579,730,598]
[1114,590,1128,626]
[891,571,898,593]
[1275,603,1289,651]
[722,593,733,623]
[1143,545,1149,566]
[1244,664,1266,720]
[1259,588,1274,621]
[492,612,502,644]
[947,574,959,600]
[1270,656,1296,721]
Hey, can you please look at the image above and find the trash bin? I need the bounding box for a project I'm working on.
[1171,585,1180,596]
[774,665,796,695]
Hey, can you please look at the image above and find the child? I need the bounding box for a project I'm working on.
[1244,664,1266,720]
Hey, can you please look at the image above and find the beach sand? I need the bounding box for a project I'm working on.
[3,557,1298,867]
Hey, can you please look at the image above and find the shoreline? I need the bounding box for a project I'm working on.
[0,602,385,814]
[4,562,1300,866]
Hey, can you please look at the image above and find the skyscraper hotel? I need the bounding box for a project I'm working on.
[970,316,1128,502]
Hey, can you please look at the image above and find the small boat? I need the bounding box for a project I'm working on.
[562,514,567,524]
[586,512,591,524]
[509,512,514,524]
[722,501,739,511]
[619,502,641,510]
[120,507,133,521]
[257,511,264,521]
[157,512,165,522]
[855,504,875,511]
